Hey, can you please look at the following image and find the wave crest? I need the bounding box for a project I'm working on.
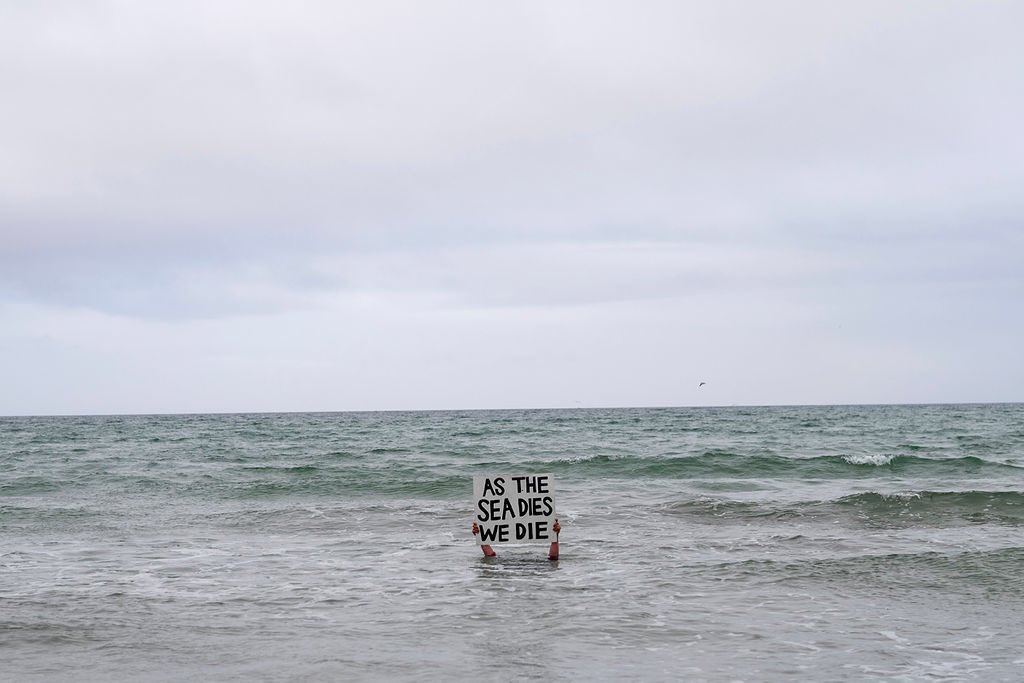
[842,454,896,466]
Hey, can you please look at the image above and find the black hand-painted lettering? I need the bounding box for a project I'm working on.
[482,477,505,496]
[518,498,530,516]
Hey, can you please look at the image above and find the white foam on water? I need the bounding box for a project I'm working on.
[843,454,896,466]
[879,630,909,644]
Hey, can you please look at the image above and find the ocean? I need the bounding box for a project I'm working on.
[2,404,1023,681]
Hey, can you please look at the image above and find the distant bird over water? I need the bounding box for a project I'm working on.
[698,382,706,387]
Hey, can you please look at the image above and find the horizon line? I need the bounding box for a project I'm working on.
[2,401,1021,419]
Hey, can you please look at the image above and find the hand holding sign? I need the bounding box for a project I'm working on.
[471,521,497,557]
[472,473,560,559]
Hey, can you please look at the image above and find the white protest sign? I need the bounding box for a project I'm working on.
[472,473,557,545]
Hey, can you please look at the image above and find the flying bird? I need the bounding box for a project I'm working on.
[698,382,706,387]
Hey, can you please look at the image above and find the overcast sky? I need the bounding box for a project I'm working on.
[1,1,1021,415]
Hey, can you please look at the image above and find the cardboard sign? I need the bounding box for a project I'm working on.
[472,473,556,545]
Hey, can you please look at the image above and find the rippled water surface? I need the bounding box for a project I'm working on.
[3,404,1024,680]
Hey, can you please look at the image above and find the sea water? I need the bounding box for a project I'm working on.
[2,404,1023,681]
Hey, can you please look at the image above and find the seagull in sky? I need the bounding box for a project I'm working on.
[698,381,706,387]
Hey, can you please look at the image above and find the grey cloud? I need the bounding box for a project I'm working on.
[1,1,1023,411]
[3,1,1022,257]
[9,225,1014,321]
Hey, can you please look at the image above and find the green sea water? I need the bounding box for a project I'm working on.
[2,404,1023,680]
